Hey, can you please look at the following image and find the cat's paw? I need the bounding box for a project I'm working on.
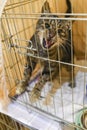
[16,81,27,95]
[16,86,24,95]
[30,88,41,103]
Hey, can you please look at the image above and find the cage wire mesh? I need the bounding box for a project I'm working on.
[0,112,30,130]
[1,0,87,130]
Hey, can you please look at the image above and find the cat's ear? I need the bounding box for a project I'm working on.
[41,1,51,13]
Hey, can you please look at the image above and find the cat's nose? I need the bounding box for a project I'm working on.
[47,37,51,41]
[49,31,56,38]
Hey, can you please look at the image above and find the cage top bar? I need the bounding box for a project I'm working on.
[1,16,87,21]
[2,12,87,16]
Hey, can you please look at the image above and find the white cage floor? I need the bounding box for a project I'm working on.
[0,71,87,130]
[16,71,87,122]
[0,100,62,130]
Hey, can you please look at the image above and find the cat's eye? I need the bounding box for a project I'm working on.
[58,29,66,37]
[45,23,50,29]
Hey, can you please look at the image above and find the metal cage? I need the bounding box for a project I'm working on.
[0,112,30,130]
[1,0,87,130]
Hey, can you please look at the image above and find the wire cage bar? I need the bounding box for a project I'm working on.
[0,112,31,130]
[1,0,87,130]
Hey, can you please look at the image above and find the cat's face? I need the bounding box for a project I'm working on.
[35,1,71,50]
[36,18,71,50]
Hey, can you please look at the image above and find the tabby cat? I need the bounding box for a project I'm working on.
[16,1,74,105]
